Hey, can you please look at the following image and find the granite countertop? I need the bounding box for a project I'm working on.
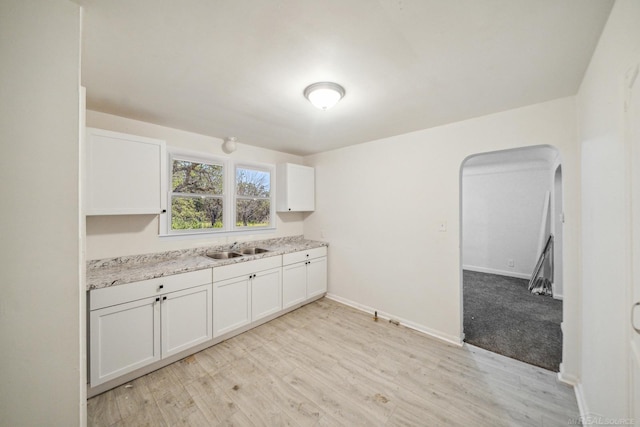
[86,235,328,291]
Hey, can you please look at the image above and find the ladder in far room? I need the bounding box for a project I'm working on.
[529,234,553,296]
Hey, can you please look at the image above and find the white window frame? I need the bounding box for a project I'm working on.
[233,163,276,231]
[159,149,276,238]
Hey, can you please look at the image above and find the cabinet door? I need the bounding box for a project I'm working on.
[276,163,315,212]
[213,276,251,337]
[307,257,328,299]
[161,284,212,358]
[282,262,307,309]
[251,267,282,321]
[86,128,166,215]
[90,297,160,386]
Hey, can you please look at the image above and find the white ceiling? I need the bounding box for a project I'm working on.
[80,0,613,156]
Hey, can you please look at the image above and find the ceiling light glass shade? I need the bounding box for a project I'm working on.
[304,82,345,110]
[222,136,237,153]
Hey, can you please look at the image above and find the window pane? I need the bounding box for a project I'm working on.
[236,167,270,198]
[171,196,223,230]
[236,199,270,227]
[172,160,223,195]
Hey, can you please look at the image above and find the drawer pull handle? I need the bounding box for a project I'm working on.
[159,285,164,290]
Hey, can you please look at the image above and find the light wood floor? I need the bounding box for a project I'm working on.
[87,298,580,426]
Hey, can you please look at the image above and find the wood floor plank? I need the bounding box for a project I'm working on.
[113,381,160,422]
[183,373,239,424]
[153,386,208,426]
[87,389,121,427]
[284,367,388,425]
[253,373,322,426]
[88,298,580,427]
[193,345,229,374]
[106,379,169,427]
[224,377,297,427]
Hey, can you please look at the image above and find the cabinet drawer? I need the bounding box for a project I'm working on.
[282,246,327,266]
[90,269,212,310]
[213,255,282,282]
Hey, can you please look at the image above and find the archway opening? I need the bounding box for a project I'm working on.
[460,145,563,371]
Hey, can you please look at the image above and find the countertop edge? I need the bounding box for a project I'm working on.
[87,238,328,291]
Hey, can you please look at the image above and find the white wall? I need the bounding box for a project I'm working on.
[304,96,580,371]
[85,111,306,260]
[462,161,553,279]
[0,1,82,426]
[576,0,640,418]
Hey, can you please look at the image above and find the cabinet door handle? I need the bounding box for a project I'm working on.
[633,302,640,334]
[163,296,167,301]
[155,297,160,302]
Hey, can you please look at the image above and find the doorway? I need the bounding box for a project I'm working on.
[460,145,564,371]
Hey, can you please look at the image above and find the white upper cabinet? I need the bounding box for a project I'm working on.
[86,127,166,215]
[276,163,315,212]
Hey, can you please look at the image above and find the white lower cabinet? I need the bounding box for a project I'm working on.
[161,284,213,358]
[282,262,307,308]
[90,296,160,386]
[89,246,327,392]
[251,268,282,321]
[213,256,282,338]
[306,256,328,299]
[282,246,327,309]
[213,275,251,337]
[89,270,212,387]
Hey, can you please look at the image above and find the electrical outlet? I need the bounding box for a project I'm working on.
[508,259,515,268]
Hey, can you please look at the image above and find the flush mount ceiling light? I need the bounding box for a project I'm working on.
[303,82,345,111]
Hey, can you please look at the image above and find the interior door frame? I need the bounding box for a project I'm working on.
[459,145,564,366]
[624,59,640,421]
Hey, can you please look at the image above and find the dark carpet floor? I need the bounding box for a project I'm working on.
[463,270,563,372]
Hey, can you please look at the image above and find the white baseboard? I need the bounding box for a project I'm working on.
[553,293,564,300]
[557,365,586,421]
[325,293,463,347]
[557,362,578,385]
[573,382,589,421]
[463,265,531,280]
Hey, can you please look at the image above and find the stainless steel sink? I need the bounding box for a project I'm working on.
[206,251,243,260]
[239,247,269,255]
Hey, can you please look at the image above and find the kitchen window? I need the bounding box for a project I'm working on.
[234,165,273,229]
[168,154,225,233]
[161,150,274,236]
